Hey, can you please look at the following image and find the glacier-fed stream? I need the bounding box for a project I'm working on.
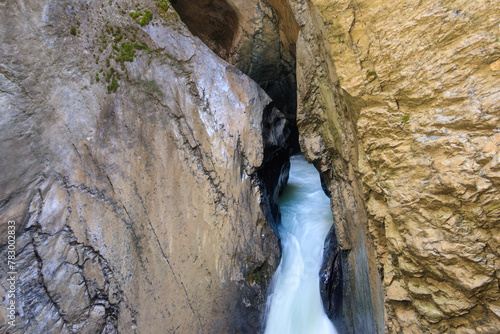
[264,155,337,334]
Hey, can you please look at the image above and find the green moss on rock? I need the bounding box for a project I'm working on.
[107,78,119,93]
[138,10,153,26]
[157,0,170,12]
[130,10,153,26]
[245,261,270,286]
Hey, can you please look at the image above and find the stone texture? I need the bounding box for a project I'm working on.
[2,0,498,333]
[0,1,279,333]
[311,0,500,332]
[289,0,385,332]
[194,0,301,236]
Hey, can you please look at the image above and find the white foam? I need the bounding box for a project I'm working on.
[264,155,337,334]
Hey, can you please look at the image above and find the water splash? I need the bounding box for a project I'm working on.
[264,155,337,334]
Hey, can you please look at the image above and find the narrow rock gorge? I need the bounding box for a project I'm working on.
[1,0,499,333]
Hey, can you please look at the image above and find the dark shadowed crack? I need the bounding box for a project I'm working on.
[60,176,141,245]
[31,242,68,326]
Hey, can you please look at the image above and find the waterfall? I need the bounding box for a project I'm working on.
[264,155,338,334]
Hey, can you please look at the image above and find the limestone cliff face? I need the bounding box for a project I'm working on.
[311,0,500,332]
[0,1,279,333]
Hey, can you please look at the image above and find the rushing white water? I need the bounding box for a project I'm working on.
[264,155,338,334]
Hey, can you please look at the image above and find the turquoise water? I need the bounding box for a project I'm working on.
[264,155,337,334]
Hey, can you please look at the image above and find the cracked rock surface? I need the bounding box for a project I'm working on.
[0,1,278,333]
[307,0,500,332]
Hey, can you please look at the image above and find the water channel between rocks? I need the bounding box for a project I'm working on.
[264,155,338,334]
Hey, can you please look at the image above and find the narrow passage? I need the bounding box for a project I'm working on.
[264,155,337,334]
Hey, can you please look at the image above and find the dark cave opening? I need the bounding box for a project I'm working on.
[170,0,239,61]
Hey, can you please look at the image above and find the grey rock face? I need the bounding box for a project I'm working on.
[0,1,279,333]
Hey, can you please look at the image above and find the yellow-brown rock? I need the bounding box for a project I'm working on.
[290,0,385,332]
[311,0,500,332]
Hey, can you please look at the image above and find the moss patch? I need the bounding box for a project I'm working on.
[140,10,153,26]
[130,10,153,26]
[93,11,152,94]
[133,43,149,51]
[107,78,119,93]
[366,70,377,81]
[119,43,135,61]
[129,11,140,19]
[106,68,119,93]
[156,0,170,12]
[245,261,270,286]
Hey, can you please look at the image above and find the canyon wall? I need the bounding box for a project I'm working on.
[0,1,279,333]
[290,1,385,332]
[1,0,499,333]
[310,0,500,332]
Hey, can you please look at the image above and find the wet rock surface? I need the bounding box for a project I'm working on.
[289,0,385,332]
[0,1,279,333]
[200,0,301,238]
[320,226,344,332]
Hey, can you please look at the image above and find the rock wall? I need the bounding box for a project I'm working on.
[290,0,385,332]
[174,0,302,235]
[0,1,279,333]
[311,0,500,332]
